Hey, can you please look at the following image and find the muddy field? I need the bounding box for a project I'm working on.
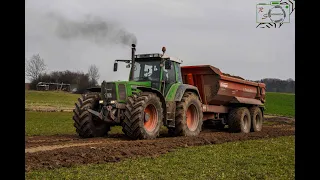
[25,117,295,172]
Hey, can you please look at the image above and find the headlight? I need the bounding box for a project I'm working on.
[106,93,112,98]
[110,100,116,104]
[99,100,104,104]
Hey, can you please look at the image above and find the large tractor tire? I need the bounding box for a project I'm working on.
[73,92,110,138]
[169,92,203,136]
[249,107,263,132]
[228,107,251,133]
[122,92,163,140]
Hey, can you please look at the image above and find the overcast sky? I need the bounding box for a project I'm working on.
[25,0,295,83]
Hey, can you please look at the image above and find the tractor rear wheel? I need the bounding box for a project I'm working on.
[249,107,263,132]
[122,92,163,140]
[228,107,251,133]
[73,92,110,138]
[169,92,203,136]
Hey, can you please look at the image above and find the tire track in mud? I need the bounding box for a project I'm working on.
[25,134,125,149]
[25,117,295,172]
[25,143,103,153]
[25,116,294,149]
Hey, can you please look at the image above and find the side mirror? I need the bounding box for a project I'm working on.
[113,62,118,72]
[126,64,131,68]
[165,60,171,70]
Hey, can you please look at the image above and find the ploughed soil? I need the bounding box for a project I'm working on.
[25,116,295,172]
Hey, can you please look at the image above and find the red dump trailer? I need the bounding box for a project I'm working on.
[181,65,266,132]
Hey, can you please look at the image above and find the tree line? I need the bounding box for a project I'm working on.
[25,54,100,93]
[256,78,295,93]
[25,54,295,94]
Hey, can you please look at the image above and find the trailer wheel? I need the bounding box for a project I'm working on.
[228,107,251,133]
[73,92,110,138]
[169,92,203,136]
[122,92,163,140]
[249,107,263,132]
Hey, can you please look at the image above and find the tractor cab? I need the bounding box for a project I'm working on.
[113,45,183,96]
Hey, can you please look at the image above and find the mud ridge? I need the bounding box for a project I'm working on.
[26,120,294,172]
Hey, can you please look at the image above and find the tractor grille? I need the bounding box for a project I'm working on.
[118,84,126,101]
[102,82,116,100]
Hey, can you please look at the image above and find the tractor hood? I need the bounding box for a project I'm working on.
[117,81,152,98]
[117,80,152,89]
[101,80,152,103]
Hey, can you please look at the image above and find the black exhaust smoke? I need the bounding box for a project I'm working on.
[47,13,138,47]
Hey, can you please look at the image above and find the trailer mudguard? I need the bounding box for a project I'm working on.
[173,84,202,102]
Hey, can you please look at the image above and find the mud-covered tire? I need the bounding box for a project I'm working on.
[73,92,110,138]
[169,92,203,136]
[122,92,163,140]
[228,107,251,133]
[249,107,263,132]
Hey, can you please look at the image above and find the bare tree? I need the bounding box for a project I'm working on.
[88,64,100,86]
[25,54,46,81]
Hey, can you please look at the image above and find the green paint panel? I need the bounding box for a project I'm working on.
[159,66,164,91]
[165,83,181,101]
[113,81,151,102]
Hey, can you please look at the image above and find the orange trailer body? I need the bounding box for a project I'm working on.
[181,65,266,120]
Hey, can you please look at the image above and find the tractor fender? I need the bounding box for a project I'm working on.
[137,87,167,121]
[174,84,202,102]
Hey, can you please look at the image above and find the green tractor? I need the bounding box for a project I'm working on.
[72,44,203,140]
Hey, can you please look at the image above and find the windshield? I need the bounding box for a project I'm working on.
[130,60,161,82]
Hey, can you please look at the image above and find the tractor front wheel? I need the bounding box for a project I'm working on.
[122,92,163,140]
[73,92,110,138]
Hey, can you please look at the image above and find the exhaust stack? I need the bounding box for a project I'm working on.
[130,44,136,79]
